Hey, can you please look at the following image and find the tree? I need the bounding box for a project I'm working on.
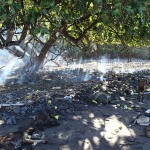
[0,0,149,73]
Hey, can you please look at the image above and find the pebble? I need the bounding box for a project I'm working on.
[13,107,21,114]
[6,116,17,125]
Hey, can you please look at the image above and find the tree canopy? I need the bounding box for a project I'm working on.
[0,0,150,69]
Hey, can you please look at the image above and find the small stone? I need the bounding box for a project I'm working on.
[109,100,118,105]
[7,116,16,125]
[13,107,21,114]
[21,111,26,116]
[11,116,17,124]
[21,107,28,115]
[7,118,13,125]
[92,91,111,105]
[64,96,72,102]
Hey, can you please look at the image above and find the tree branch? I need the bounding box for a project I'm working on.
[62,20,98,44]
[19,24,29,42]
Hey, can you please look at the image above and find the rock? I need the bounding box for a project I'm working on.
[91,91,111,105]
[109,100,118,105]
[136,115,150,125]
[21,107,28,115]
[145,109,150,114]
[21,111,26,116]
[7,116,17,125]
[63,96,72,103]
[13,107,21,114]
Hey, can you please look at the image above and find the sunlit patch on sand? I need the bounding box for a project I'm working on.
[101,115,136,147]
[93,136,100,146]
[0,120,5,125]
[82,138,93,150]
[92,118,104,129]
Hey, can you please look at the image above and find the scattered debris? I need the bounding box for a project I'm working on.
[6,116,17,125]
[0,64,150,149]
[145,126,150,138]
[0,102,25,108]
[63,95,73,102]
[129,114,150,127]
[145,109,150,114]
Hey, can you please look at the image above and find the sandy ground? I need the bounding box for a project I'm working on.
[1,101,150,150]
[33,104,150,150]
[0,60,150,150]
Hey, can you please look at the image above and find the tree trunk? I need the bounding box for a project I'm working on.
[30,33,58,74]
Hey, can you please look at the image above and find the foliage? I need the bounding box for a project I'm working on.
[0,0,149,59]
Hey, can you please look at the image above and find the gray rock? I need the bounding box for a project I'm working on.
[63,96,72,103]
[21,107,28,115]
[92,91,111,105]
[2,113,11,121]
[13,107,21,114]
[109,100,118,105]
[21,111,26,116]
[12,116,17,124]
[6,116,17,125]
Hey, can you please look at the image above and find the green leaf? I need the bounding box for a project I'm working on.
[0,14,7,21]
[125,6,132,14]
[112,9,120,16]
[8,0,13,5]
[67,26,73,31]
[54,106,57,110]
[42,9,47,15]
[89,16,93,22]
[48,100,51,104]
[92,100,98,104]
[95,0,102,3]
[54,115,59,120]
[10,6,16,14]
[26,95,31,100]
[90,2,94,8]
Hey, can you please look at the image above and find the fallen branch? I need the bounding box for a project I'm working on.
[0,103,25,108]
[131,92,150,95]
[23,138,47,145]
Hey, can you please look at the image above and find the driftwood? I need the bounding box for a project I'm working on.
[23,138,47,145]
[131,92,150,95]
[0,103,25,108]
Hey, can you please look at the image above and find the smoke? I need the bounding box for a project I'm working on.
[0,49,24,85]
[1,45,149,85]
[43,54,150,82]
[97,55,109,73]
